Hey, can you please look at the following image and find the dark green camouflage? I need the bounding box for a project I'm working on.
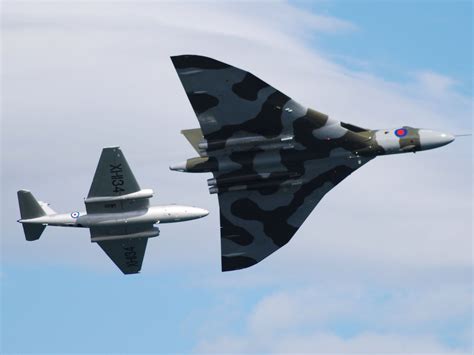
[170,55,455,271]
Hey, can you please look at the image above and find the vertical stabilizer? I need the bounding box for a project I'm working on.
[17,190,47,241]
[18,190,46,219]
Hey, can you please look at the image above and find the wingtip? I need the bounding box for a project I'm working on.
[170,55,230,70]
[221,255,258,272]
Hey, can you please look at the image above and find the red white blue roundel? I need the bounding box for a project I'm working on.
[394,128,408,137]
[71,211,80,219]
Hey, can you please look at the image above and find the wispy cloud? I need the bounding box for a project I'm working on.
[415,70,459,94]
[196,282,471,352]
[197,331,458,353]
[2,1,472,353]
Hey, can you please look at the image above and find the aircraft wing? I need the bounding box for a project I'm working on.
[171,55,370,156]
[171,54,315,142]
[86,147,149,214]
[218,156,373,271]
[98,238,148,275]
[91,224,158,274]
[172,55,376,271]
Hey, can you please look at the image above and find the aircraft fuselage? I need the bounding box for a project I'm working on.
[18,205,209,228]
[170,126,454,174]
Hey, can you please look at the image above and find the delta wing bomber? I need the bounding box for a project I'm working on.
[17,147,209,274]
[170,54,455,272]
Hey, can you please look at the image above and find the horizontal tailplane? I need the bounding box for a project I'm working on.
[21,224,46,241]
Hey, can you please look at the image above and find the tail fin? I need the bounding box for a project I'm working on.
[18,190,46,219]
[17,190,47,241]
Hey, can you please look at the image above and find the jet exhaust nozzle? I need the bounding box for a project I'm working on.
[169,161,188,172]
[170,157,217,173]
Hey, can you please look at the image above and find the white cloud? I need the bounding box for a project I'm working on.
[197,332,458,354]
[196,283,472,353]
[2,1,472,353]
[415,70,458,95]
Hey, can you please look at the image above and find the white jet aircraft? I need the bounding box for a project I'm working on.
[17,147,209,274]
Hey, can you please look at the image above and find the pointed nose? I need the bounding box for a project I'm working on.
[192,207,209,219]
[419,130,455,151]
[199,208,209,218]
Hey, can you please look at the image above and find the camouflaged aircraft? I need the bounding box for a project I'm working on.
[169,54,456,272]
[17,147,209,274]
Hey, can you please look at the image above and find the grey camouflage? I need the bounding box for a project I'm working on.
[170,55,455,271]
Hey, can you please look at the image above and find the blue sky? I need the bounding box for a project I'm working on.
[2,1,472,354]
[294,0,472,95]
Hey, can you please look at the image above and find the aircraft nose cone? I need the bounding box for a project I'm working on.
[190,207,209,218]
[419,130,455,151]
[444,133,455,144]
[198,208,210,218]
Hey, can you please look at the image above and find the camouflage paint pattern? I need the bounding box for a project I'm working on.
[170,55,455,271]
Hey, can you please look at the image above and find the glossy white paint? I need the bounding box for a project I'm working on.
[374,129,402,154]
[19,205,209,228]
[419,129,455,150]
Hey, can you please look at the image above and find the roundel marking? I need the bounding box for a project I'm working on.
[71,211,80,219]
[395,128,408,137]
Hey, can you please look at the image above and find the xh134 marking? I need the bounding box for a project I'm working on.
[110,163,125,193]
[17,147,209,274]
[169,54,456,272]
